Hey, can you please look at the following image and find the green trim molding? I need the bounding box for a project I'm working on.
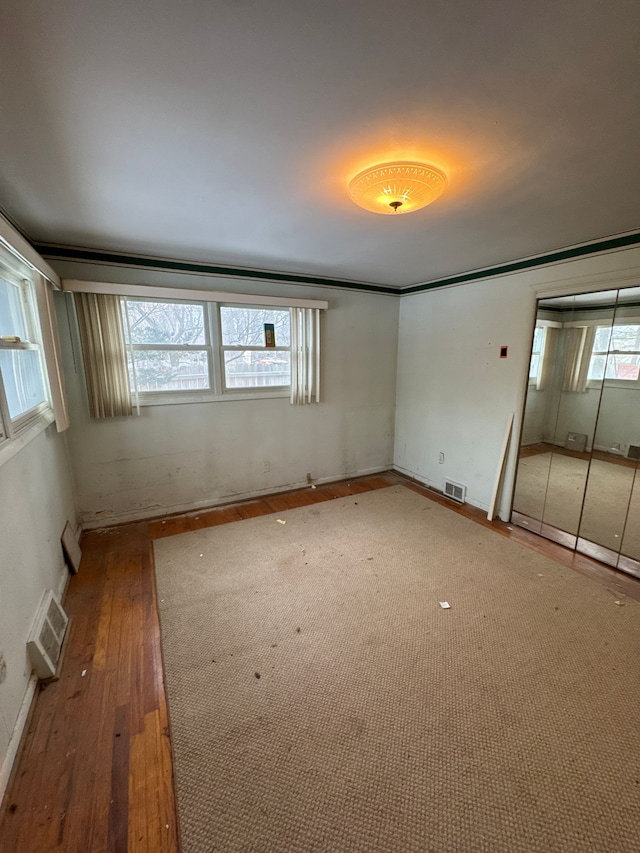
[402,232,640,295]
[34,230,640,297]
[540,300,640,314]
[33,244,399,296]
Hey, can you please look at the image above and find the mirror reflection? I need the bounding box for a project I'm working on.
[512,287,640,578]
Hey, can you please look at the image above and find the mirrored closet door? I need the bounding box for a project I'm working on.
[512,287,640,579]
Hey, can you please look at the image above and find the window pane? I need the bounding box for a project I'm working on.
[604,354,640,380]
[593,326,612,352]
[0,349,47,418]
[0,278,28,339]
[220,307,290,347]
[124,300,206,345]
[590,353,640,381]
[531,327,543,354]
[588,354,607,380]
[130,350,210,392]
[529,353,540,379]
[610,324,640,352]
[529,327,544,378]
[223,351,291,388]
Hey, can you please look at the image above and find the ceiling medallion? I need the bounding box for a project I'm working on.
[348,160,448,215]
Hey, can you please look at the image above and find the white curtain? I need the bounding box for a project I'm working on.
[34,273,70,431]
[75,292,133,418]
[562,326,596,392]
[290,307,320,405]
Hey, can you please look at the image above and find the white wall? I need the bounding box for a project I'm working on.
[546,382,640,456]
[521,388,548,445]
[394,245,640,519]
[588,386,640,453]
[0,424,76,798]
[52,262,399,527]
[394,277,535,515]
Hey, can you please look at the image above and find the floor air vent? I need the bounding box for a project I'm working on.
[444,479,466,504]
[27,590,69,679]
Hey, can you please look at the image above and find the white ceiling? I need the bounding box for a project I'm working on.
[0,0,639,288]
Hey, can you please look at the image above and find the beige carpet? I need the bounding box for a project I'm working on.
[514,452,640,558]
[154,485,640,853]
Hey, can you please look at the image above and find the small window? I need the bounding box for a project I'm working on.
[588,324,640,382]
[220,306,291,390]
[122,298,212,393]
[529,326,544,381]
[0,274,49,433]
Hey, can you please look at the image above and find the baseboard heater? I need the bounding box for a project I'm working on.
[443,479,467,504]
[27,590,69,680]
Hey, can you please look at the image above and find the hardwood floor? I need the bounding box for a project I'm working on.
[520,440,640,469]
[0,520,177,853]
[0,475,392,852]
[1,472,638,852]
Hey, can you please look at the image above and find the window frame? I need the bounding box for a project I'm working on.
[218,303,292,395]
[528,325,545,385]
[122,296,215,400]
[587,321,640,389]
[0,266,52,444]
[527,318,560,388]
[121,296,294,406]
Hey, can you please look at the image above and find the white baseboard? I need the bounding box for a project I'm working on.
[79,465,392,530]
[392,464,489,513]
[57,561,71,602]
[0,566,69,806]
[592,443,626,456]
[521,435,544,446]
[0,672,38,806]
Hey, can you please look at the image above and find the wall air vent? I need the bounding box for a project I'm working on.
[444,479,466,504]
[27,590,69,680]
[627,444,640,461]
[566,432,588,453]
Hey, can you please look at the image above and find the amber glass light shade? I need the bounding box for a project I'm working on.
[348,161,447,215]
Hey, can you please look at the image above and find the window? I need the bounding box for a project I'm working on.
[529,326,545,381]
[220,306,291,389]
[123,299,212,393]
[588,324,640,382]
[71,283,322,415]
[121,298,292,400]
[0,272,50,438]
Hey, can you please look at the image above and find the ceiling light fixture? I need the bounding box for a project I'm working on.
[348,160,448,215]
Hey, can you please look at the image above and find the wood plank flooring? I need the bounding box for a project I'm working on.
[1,472,638,852]
[0,475,391,852]
[520,440,640,469]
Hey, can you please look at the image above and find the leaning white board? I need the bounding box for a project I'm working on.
[487,411,514,522]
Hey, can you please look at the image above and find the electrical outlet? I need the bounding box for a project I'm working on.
[438,452,445,464]
[263,461,270,473]
[306,472,313,484]
[0,653,7,684]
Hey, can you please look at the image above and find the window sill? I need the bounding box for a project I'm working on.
[586,380,640,390]
[0,409,56,468]
[137,389,291,407]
